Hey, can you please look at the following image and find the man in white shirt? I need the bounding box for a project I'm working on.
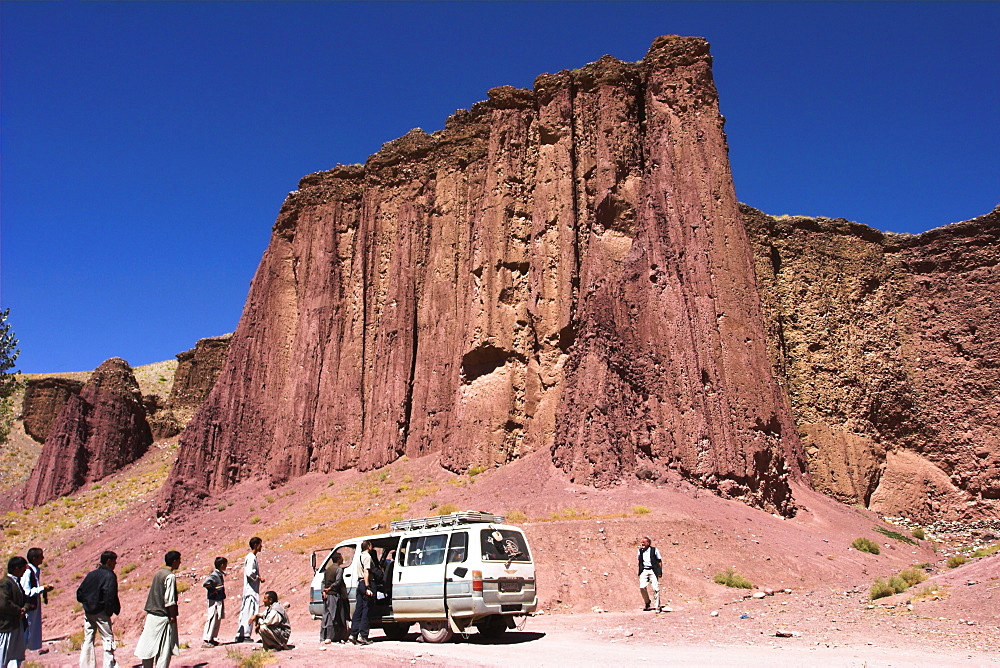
[637,536,670,612]
[235,537,265,642]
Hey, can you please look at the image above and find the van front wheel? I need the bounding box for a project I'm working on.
[419,621,454,643]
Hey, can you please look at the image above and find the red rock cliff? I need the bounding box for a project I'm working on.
[163,36,803,515]
[23,358,152,507]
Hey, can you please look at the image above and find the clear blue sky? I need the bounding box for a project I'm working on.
[2,2,998,373]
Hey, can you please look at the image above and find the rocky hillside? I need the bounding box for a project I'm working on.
[164,35,804,516]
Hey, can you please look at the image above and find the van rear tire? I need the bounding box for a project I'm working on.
[476,614,508,639]
[418,621,454,643]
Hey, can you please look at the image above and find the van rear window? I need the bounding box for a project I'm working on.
[480,528,531,562]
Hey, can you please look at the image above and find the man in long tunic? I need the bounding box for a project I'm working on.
[0,557,28,668]
[20,548,53,656]
[320,553,349,643]
[249,591,290,650]
[201,557,227,647]
[134,551,180,668]
[235,537,264,643]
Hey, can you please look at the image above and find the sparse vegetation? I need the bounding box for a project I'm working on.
[947,554,968,568]
[505,510,528,523]
[899,567,928,586]
[176,580,191,594]
[869,578,896,600]
[869,566,929,600]
[874,525,917,545]
[970,543,1000,558]
[852,537,881,554]
[912,527,926,540]
[250,516,261,525]
[713,568,753,589]
[120,563,138,577]
[632,505,650,515]
[438,503,460,515]
[67,630,84,651]
[468,465,487,479]
[225,647,276,668]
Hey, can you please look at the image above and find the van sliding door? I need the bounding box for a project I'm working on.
[392,533,448,619]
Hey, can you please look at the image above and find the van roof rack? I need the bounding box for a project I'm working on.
[390,511,506,532]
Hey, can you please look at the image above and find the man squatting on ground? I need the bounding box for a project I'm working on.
[0,557,29,668]
[134,551,181,668]
[201,557,227,647]
[638,536,671,612]
[249,591,291,650]
[21,547,54,657]
[236,537,265,642]
[76,551,121,668]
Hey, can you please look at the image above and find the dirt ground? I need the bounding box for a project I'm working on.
[5,451,999,668]
[23,602,1000,668]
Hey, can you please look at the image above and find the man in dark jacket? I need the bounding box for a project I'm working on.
[76,551,120,668]
[1,556,29,668]
[637,536,670,612]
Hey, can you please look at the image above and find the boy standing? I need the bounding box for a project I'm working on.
[201,557,227,647]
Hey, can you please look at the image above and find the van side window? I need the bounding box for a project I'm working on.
[403,534,448,566]
[334,545,356,571]
[447,532,468,563]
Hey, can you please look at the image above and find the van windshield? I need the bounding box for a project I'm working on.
[480,528,531,562]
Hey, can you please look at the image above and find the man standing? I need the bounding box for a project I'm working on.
[637,536,669,612]
[76,551,120,668]
[0,557,28,668]
[320,553,349,643]
[201,557,227,647]
[20,548,54,656]
[134,551,181,668]
[348,540,374,646]
[236,537,265,643]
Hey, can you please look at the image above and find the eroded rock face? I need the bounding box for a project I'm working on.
[20,377,84,443]
[164,36,803,515]
[23,358,152,506]
[747,205,1000,521]
[168,334,232,409]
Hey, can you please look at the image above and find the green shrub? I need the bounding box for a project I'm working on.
[874,526,917,545]
[970,543,1000,558]
[869,578,895,600]
[888,575,909,594]
[899,568,927,586]
[713,568,754,589]
[632,505,651,515]
[947,554,967,568]
[911,527,925,540]
[120,563,138,577]
[852,537,881,554]
[250,516,261,525]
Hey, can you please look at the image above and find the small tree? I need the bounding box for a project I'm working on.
[0,308,21,444]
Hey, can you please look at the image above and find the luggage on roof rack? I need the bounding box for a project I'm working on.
[390,511,506,532]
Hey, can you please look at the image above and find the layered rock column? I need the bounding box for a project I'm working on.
[163,36,803,514]
[23,358,152,506]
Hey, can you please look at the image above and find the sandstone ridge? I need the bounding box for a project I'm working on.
[165,35,803,515]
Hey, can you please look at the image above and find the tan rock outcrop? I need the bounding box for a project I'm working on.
[20,377,84,443]
[746,204,1000,521]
